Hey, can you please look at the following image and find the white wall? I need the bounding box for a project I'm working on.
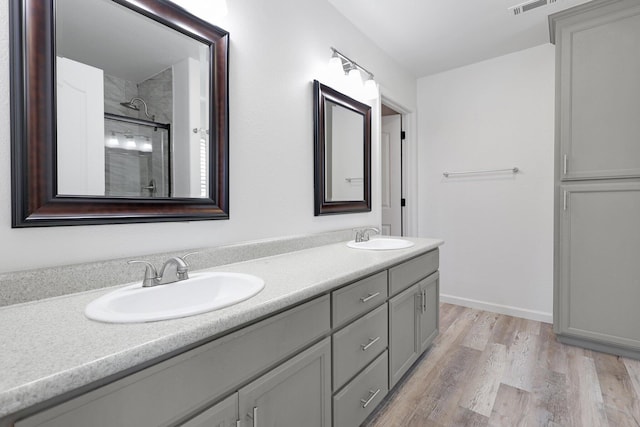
[0,0,416,274]
[417,44,555,322]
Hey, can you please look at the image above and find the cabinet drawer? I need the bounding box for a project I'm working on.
[16,296,330,427]
[332,271,387,327]
[332,304,388,391]
[333,350,389,427]
[389,250,439,296]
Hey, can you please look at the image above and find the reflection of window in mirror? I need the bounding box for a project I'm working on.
[324,101,365,202]
[55,0,211,199]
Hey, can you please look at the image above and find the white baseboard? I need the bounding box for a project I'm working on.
[440,294,553,324]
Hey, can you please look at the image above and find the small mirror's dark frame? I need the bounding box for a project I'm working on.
[9,0,229,227]
[313,80,371,216]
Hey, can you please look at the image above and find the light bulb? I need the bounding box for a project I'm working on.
[328,55,344,79]
[363,77,378,99]
[348,67,362,88]
[124,136,136,150]
[106,132,119,148]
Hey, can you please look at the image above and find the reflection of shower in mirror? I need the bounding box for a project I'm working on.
[120,97,155,121]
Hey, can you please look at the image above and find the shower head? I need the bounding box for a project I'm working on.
[119,97,155,121]
[120,100,140,111]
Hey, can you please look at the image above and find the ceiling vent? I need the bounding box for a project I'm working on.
[509,0,557,15]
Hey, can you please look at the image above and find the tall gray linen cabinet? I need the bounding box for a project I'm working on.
[550,0,640,358]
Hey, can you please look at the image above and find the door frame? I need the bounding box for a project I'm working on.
[379,93,417,237]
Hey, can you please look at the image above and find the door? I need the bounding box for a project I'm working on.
[180,393,238,427]
[559,183,640,349]
[56,57,105,196]
[388,283,420,388]
[418,273,439,353]
[238,338,331,427]
[381,113,402,236]
[558,5,640,180]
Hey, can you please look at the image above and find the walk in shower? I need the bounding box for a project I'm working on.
[104,113,171,197]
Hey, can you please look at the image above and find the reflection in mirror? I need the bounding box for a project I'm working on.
[56,0,209,198]
[313,80,371,216]
[9,0,229,226]
[324,100,364,202]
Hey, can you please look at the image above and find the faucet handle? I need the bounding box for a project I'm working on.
[180,252,199,267]
[361,227,380,242]
[128,260,159,287]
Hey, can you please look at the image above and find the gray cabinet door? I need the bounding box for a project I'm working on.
[238,338,331,427]
[418,273,439,353]
[180,393,238,427]
[555,0,640,180]
[388,283,420,388]
[558,183,640,350]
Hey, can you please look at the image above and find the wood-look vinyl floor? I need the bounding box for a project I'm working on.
[363,303,640,427]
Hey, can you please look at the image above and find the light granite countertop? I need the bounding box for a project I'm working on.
[0,237,443,419]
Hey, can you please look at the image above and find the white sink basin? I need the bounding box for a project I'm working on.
[347,238,415,250]
[85,272,265,323]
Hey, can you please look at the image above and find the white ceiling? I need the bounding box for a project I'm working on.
[328,0,592,77]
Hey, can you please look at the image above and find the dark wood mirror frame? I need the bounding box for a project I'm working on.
[313,80,371,216]
[9,0,229,227]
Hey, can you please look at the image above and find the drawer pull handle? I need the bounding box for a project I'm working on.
[360,292,380,303]
[422,290,427,313]
[248,407,258,427]
[361,388,381,408]
[361,336,381,351]
[236,421,241,427]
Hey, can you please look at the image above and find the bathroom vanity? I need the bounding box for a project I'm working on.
[0,238,442,427]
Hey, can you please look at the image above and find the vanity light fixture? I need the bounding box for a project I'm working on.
[328,47,378,99]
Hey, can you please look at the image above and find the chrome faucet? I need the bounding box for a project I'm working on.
[355,227,380,242]
[128,253,197,287]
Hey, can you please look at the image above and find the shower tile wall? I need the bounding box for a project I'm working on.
[138,68,173,124]
[104,74,139,118]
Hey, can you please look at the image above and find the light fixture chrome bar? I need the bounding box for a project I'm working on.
[330,47,374,78]
[442,167,519,178]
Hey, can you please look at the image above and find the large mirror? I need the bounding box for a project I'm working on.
[10,0,229,227]
[313,80,371,215]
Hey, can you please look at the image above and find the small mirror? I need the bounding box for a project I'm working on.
[313,80,371,215]
[10,0,229,226]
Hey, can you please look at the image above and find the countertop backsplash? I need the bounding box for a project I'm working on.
[0,227,367,307]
